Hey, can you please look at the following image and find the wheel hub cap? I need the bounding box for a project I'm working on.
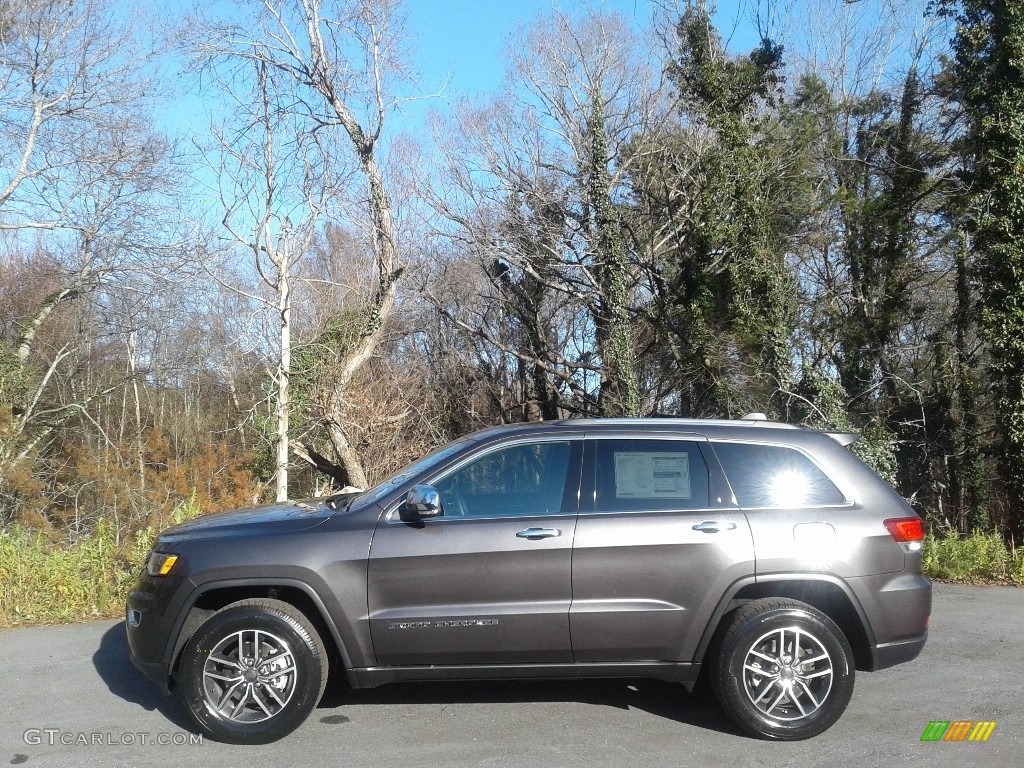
[741,626,834,722]
[201,629,297,724]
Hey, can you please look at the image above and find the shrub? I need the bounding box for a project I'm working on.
[923,530,1023,584]
[0,497,203,627]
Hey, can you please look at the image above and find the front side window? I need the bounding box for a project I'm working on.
[358,436,474,508]
[712,442,846,508]
[593,439,710,512]
[433,441,572,518]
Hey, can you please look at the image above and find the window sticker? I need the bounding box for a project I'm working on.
[614,452,691,499]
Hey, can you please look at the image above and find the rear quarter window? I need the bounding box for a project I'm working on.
[712,442,846,508]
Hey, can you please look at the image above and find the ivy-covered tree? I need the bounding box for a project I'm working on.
[941,0,1024,535]
[586,90,641,417]
[820,67,959,511]
[629,6,804,417]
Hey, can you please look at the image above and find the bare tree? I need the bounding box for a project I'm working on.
[200,56,332,501]
[426,9,668,419]
[0,0,185,524]
[0,0,158,231]
[189,0,409,489]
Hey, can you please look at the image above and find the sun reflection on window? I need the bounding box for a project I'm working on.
[714,443,847,508]
[767,470,811,507]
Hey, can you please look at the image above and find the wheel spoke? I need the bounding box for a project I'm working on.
[790,685,808,716]
[230,685,252,718]
[202,626,299,725]
[800,668,832,680]
[251,687,274,717]
[206,671,243,683]
[752,678,778,705]
[260,664,295,682]
[748,649,777,665]
[261,682,287,708]
[765,688,788,715]
[216,679,244,711]
[258,647,290,666]
[797,680,820,708]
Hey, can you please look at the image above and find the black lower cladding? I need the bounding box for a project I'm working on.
[869,633,927,671]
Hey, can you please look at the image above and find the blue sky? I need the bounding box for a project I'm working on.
[150,0,766,138]
[406,0,652,99]
[405,0,762,102]
[147,0,937,148]
[139,0,769,212]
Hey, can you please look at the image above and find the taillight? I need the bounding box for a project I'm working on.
[884,517,924,542]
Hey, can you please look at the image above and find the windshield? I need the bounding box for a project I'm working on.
[353,436,476,508]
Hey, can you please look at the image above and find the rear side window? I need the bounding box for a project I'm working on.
[593,439,710,512]
[712,442,846,508]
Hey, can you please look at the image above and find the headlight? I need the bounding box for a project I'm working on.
[146,551,179,577]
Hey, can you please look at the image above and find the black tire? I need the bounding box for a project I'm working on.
[710,598,855,740]
[178,598,329,744]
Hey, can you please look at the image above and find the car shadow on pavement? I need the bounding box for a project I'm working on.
[92,622,198,733]
[318,676,744,737]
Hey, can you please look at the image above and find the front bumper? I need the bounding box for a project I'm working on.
[125,570,192,694]
[129,650,173,693]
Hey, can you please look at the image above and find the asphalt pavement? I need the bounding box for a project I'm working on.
[1,583,1020,768]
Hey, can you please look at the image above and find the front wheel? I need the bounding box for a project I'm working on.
[178,599,329,744]
[710,598,855,740]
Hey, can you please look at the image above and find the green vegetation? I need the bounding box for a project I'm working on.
[0,499,203,628]
[943,0,1024,527]
[923,531,1024,584]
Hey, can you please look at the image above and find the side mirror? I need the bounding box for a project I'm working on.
[399,485,443,522]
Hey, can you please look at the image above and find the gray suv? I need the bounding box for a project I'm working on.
[126,417,930,744]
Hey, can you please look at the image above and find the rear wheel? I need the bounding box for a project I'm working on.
[178,598,329,744]
[710,598,855,740]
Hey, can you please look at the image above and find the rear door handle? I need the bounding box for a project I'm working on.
[692,521,737,534]
[516,528,561,539]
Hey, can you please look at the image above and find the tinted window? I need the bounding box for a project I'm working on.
[359,437,474,507]
[593,439,710,512]
[712,442,846,508]
[434,441,572,518]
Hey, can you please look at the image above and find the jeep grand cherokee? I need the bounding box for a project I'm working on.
[126,416,931,743]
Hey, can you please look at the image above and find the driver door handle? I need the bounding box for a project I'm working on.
[516,527,561,539]
[692,521,737,534]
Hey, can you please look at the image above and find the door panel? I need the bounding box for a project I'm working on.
[368,515,576,665]
[367,439,581,667]
[571,510,753,661]
[570,437,754,662]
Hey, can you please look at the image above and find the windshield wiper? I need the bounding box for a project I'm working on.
[326,490,362,511]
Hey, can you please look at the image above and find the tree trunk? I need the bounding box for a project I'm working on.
[587,91,640,417]
[276,245,292,502]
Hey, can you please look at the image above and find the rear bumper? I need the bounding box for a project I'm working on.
[847,572,931,671]
[870,631,928,671]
